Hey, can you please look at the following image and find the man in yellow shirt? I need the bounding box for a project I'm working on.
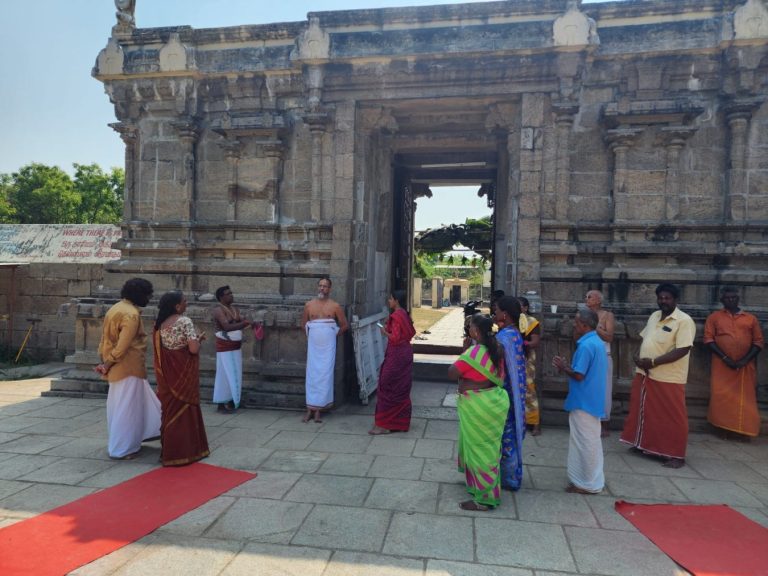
[95,278,161,460]
[620,283,696,468]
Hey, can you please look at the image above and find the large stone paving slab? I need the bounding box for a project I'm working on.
[284,474,373,506]
[584,495,638,532]
[670,477,764,507]
[102,532,241,576]
[0,433,72,455]
[38,437,109,459]
[413,438,455,460]
[605,472,689,502]
[219,410,284,429]
[365,478,439,513]
[421,458,463,484]
[259,450,328,473]
[159,496,236,537]
[317,453,375,477]
[565,526,684,576]
[263,430,319,451]
[0,483,95,518]
[0,479,29,500]
[424,420,458,440]
[426,559,533,576]
[686,457,767,484]
[0,454,61,480]
[222,542,332,576]
[368,455,424,480]
[383,512,474,560]
[206,498,313,543]
[314,415,373,435]
[291,504,391,552]
[213,426,279,448]
[527,465,568,492]
[307,432,372,454]
[324,551,424,576]
[365,436,417,457]
[475,518,576,572]
[514,490,598,528]
[69,532,161,575]
[0,415,39,432]
[23,404,100,419]
[623,452,703,478]
[225,471,301,500]
[204,446,273,471]
[19,456,114,485]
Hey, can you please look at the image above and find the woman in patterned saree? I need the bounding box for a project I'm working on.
[153,291,210,466]
[369,290,416,435]
[493,296,528,490]
[449,313,510,511]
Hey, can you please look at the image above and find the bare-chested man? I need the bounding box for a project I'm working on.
[585,290,615,437]
[212,286,251,414]
[301,277,349,423]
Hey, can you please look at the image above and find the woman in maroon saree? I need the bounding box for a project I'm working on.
[370,290,416,435]
[153,291,210,466]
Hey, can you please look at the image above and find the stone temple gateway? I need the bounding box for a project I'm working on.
[60,0,768,424]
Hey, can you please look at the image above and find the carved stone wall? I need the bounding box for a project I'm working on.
[79,0,768,416]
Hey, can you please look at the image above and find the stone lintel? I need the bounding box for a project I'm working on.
[603,100,705,128]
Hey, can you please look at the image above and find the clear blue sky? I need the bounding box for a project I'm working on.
[0,0,609,229]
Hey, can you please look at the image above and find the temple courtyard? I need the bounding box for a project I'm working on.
[1,373,767,575]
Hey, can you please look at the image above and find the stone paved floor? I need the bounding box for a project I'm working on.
[1,375,767,575]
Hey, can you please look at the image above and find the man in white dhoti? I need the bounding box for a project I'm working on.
[552,308,608,494]
[212,286,251,414]
[301,277,348,423]
[95,278,162,460]
[585,290,615,437]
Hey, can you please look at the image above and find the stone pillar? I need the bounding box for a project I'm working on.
[218,139,242,232]
[606,128,642,223]
[724,100,759,221]
[659,127,696,221]
[304,113,331,222]
[552,103,577,226]
[109,122,137,222]
[170,117,200,223]
[262,140,286,224]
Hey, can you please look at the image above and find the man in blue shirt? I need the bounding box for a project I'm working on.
[553,308,608,494]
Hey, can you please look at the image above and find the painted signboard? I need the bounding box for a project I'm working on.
[0,225,121,263]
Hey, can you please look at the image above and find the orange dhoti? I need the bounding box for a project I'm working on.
[620,373,688,459]
[707,357,760,437]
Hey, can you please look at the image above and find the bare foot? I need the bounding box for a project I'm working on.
[530,424,542,436]
[313,412,323,424]
[110,451,140,461]
[662,458,685,469]
[368,426,391,435]
[566,483,599,495]
[302,410,312,423]
[601,422,610,438]
[459,500,490,511]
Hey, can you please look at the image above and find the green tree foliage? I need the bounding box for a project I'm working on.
[0,163,124,224]
[414,215,493,261]
[73,163,124,224]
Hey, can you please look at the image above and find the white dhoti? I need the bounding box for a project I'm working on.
[567,409,605,493]
[305,319,339,409]
[106,376,161,458]
[603,341,613,421]
[213,330,243,408]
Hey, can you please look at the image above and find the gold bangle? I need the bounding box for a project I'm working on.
[651,358,656,367]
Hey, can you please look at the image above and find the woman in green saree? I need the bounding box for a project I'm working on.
[448,313,510,511]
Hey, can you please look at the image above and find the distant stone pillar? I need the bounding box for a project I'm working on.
[553,103,577,225]
[304,112,330,222]
[659,127,695,221]
[109,122,137,222]
[724,100,759,221]
[606,128,642,223]
[171,118,200,223]
[218,139,242,237]
[263,140,286,224]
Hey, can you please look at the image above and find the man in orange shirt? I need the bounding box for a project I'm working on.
[95,278,161,460]
[704,287,764,440]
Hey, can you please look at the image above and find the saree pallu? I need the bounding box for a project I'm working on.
[496,326,527,490]
[455,344,509,507]
[153,332,210,467]
[620,373,688,459]
[375,309,415,431]
[520,314,540,426]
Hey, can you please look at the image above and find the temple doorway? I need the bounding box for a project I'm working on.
[392,151,498,354]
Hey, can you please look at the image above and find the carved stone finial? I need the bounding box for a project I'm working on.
[113,0,136,36]
[292,17,330,62]
[159,33,189,72]
[553,1,600,47]
[734,0,768,40]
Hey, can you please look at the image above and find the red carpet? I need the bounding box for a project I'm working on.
[0,463,255,576]
[615,500,768,576]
